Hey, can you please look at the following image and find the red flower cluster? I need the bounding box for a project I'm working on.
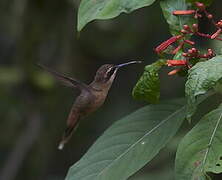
[173,2,222,40]
[155,2,221,76]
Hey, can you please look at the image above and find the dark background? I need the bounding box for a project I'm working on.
[0,0,221,180]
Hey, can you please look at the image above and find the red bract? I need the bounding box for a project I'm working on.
[155,35,183,53]
[167,60,187,67]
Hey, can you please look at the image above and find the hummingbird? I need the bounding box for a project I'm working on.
[38,61,141,150]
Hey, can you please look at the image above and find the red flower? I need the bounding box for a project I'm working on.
[172,42,184,54]
[173,10,196,15]
[184,40,195,46]
[155,35,183,54]
[211,29,222,39]
[167,60,187,67]
[168,69,181,76]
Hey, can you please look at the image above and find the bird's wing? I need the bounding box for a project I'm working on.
[37,64,89,91]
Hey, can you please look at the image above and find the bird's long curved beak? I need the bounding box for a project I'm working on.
[115,61,142,68]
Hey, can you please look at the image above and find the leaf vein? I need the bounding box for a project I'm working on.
[96,105,186,177]
[201,109,222,171]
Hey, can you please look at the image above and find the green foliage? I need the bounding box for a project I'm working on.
[77,0,156,31]
[174,50,184,60]
[0,67,23,86]
[215,79,222,94]
[65,99,186,180]
[175,103,222,180]
[132,60,166,103]
[72,0,222,179]
[185,56,222,119]
[130,167,174,180]
[160,0,197,36]
[32,71,55,90]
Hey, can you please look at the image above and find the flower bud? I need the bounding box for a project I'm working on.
[195,2,205,11]
[207,14,213,19]
[192,24,198,32]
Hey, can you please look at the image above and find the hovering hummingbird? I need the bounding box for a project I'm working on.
[38,61,141,150]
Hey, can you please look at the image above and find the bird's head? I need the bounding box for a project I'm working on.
[92,61,141,90]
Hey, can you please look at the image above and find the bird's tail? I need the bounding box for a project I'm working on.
[57,124,79,150]
[58,141,65,150]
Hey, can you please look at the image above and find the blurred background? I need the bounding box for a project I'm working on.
[0,0,222,180]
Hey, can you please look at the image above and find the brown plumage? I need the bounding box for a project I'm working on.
[38,61,141,150]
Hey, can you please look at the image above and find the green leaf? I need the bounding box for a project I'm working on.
[186,0,213,6]
[77,0,156,31]
[160,0,197,35]
[132,60,166,103]
[175,103,222,180]
[174,49,184,60]
[65,99,186,180]
[185,56,222,119]
[215,79,222,94]
[0,67,23,85]
[130,167,174,180]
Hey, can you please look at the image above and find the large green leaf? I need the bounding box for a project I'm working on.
[132,60,166,104]
[175,103,222,180]
[160,0,197,35]
[77,0,156,31]
[185,56,222,119]
[130,167,174,180]
[65,99,186,180]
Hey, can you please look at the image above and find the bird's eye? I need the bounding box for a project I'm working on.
[106,67,116,80]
